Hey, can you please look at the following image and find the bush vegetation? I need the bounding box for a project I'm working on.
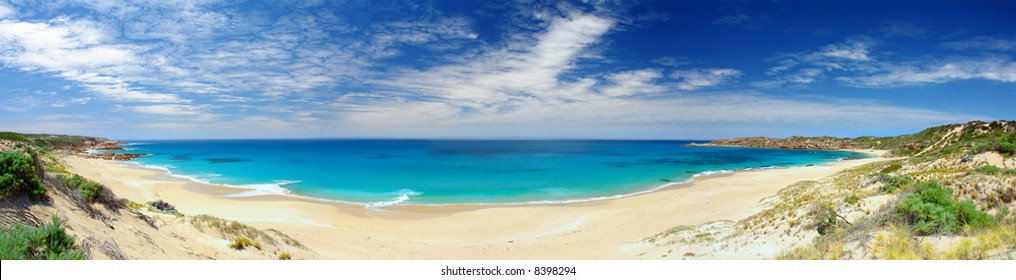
[974,165,1001,175]
[0,216,85,260]
[0,132,29,142]
[894,180,995,235]
[278,252,291,260]
[878,175,915,193]
[0,151,46,201]
[63,174,105,202]
[844,193,861,205]
[881,162,903,174]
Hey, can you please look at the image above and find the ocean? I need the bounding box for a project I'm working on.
[107,140,864,206]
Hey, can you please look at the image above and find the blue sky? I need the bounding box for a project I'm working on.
[1,0,1013,140]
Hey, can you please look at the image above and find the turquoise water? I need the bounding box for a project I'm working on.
[109,140,864,205]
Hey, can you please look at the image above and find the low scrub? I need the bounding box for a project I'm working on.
[894,180,995,235]
[63,174,104,202]
[974,165,1001,175]
[0,151,46,201]
[878,175,915,193]
[0,216,85,260]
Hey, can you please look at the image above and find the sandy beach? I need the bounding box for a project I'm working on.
[61,150,890,259]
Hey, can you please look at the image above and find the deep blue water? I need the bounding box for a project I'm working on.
[106,140,864,205]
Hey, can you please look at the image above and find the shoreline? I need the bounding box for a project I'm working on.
[62,149,892,259]
[92,147,880,209]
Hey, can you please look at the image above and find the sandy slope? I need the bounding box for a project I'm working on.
[61,150,890,259]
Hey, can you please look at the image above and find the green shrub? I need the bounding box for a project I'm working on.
[894,180,996,235]
[0,151,44,200]
[1000,141,1015,156]
[971,142,991,154]
[0,216,85,260]
[64,174,104,202]
[0,132,28,142]
[879,175,915,192]
[881,163,903,174]
[844,193,861,205]
[974,165,1001,175]
[955,201,995,230]
[278,252,291,260]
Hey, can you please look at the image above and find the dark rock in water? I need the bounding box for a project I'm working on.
[660,178,672,182]
[147,200,176,212]
[805,164,814,166]
[205,158,250,164]
[81,152,148,161]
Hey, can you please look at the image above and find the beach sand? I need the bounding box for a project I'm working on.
[62,150,890,259]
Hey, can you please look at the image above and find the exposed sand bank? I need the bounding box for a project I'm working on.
[62,149,891,259]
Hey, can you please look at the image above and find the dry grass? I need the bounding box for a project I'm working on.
[188,215,305,249]
[228,237,261,250]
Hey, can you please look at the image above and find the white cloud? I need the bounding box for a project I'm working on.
[50,97,91,108]
[334,12,972,136]
[129,104,216,120]
[819,37,874,61]
[369,12,614,106]
[759,35,1015,88]
[670,68,742,90]
[0,17,187,103]
[370,16,478,56]
[601,69,663,97]
[840,57,1016,88]
[0,2,14,19]
[942,36,1016,51]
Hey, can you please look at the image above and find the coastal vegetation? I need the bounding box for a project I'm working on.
[894,180,994,235]
[63,174,104,202]
[647,120,1016,260]
[0,150,47,201]
[0,216,84,260]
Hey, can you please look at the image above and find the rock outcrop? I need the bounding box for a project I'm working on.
[92,141,125,151]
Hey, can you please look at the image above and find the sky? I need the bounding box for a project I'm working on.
[0,0,1014,140]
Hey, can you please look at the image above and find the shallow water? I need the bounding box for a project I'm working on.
[111,140,864,205]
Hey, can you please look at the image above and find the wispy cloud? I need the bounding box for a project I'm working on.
[818,37,875,61]
[942,35,1016,51]
[839,56,1016,88]
[671,68,742,90]
[761,34,1016,88]
[0,17,187,103]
